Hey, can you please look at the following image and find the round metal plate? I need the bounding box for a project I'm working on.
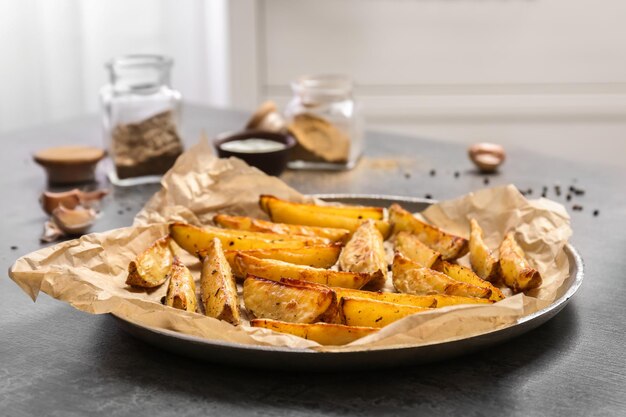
[113,194,584,371]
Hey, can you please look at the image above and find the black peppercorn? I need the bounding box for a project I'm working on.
[566,194,572,201]
[483,177,490,185]
[10,245,18,250]
[454,171,460,178]
[404,172,411,179]
[425,194,433,199]
[593,209,599,216]
[429,169,436,176]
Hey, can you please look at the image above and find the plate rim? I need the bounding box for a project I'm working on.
[112,193,584,355]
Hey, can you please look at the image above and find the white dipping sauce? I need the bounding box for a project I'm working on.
[220,139,287,153]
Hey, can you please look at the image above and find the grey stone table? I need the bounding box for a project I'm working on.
[1,105,625,416]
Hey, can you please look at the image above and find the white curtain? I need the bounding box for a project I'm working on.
[0,0,231,133]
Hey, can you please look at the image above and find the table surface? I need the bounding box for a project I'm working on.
[1,105,625,417]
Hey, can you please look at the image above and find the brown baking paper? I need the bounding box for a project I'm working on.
[10,138,572,352]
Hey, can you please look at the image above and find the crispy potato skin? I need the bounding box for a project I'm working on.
[339,220,388,289]
[469,219,499,282]
[259,195,390,238]
[389,204,468,260]
[260,195,383,220]
[498,232,542,293]
[169,222,318,254]
[250,319,378,345]
[214,214,349,243]
[235,253,378,289]
[392,253,491,299]
[435,261,505,302]
[224,245,341,278]
[126,235,173,288]
[165,257,197,312]
[339,297,429,328]
[394,231,441,268]
[280,278,438,308]
[243,276,338,323]
[198,238,241,325]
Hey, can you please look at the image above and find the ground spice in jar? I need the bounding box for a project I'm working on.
[112,111,183,179]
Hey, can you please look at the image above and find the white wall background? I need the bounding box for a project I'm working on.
[1,0,626,166]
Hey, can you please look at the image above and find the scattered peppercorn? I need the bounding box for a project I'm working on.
[404,172,411,179]
[483,177,490,185]
[593,209,599,216]
[574,189,585,196]
[572,205,583,211]
[541,191,547,198]
[118,210,124,215]
[425,194,433,199]
[10,245,18,250]
[454,171,460,178]
[555,185,561,197]
[429,169,436,176]
[566,194,572,201]
[526,188,533,195]
[542,186,548,195]
[125,206,132,211]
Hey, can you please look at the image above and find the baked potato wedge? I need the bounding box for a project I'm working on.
[243,276,337,323]
[498,232,542,293]
[214,214,349,243]
[392,253,491,299]
[432,294,494,307]
[389,204,468,260]
[224,244,341,277]
[260,194,384,220]
[338,220,388,289]
[469,218,499,282]
[126,235,173,288]
[280,278,438,308]
[435,261,505,302]
[198,238,240,325]
[260,195,390,238]
[250,319,378,345]
[165,257,197,312]
[170,222,319,255]
[394,231,442,268]
[339,297,429,328]
[235,253,378,289]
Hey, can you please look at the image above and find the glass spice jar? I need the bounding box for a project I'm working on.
[100,54,183,186]
[284,74,363,170]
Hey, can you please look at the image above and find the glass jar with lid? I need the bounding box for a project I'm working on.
[100,54,183,186]
[284,74,363,170]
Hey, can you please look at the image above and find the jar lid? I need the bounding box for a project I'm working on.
[34,146,105,166]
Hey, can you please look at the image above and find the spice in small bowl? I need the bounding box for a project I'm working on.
[214,130,296,176]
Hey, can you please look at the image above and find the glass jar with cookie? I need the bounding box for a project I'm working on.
[284,75,363,170]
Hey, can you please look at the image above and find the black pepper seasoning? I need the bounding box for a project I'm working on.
[593,209,599,216]
[425,194,433,199]
[566,194,572,201]
[10,245,18,250]
[483,177,490,185]
[429,169,436,176]
[454,171,460,178]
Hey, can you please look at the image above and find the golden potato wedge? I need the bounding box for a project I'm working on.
[260,195,390,238]
[388,204,468,260]
[198,238,240,325]
[392,253,491,299]
[170,222,319,255]
[435,261,505,302]
[165,257,197,312]
[224,244,341,277]
[243,276,337,323]
[280,278,438,308]
[250,319,378,346]
[498,232,542,293]
[338,220,388,289]
[432,294,494,308]
[469,218,499,282]
[235,253,378,289]
[260,194,383,220]
[394,231,442,268]
[214,214,350,243]
[126,235,173,288]
[339,297,429,328]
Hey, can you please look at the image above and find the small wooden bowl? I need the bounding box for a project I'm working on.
[214,130,295,176]
[34,146,105,185]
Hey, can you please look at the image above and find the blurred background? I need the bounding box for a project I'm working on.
[1,0,625,166]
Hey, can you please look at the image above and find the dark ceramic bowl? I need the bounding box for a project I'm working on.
[214,130,295,176]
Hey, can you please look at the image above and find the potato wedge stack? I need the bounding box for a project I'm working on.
[122,194,546,346]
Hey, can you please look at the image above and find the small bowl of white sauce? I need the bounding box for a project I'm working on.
[214,130,296,176]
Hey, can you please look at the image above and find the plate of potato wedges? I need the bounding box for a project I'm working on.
[115,194,583,370]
